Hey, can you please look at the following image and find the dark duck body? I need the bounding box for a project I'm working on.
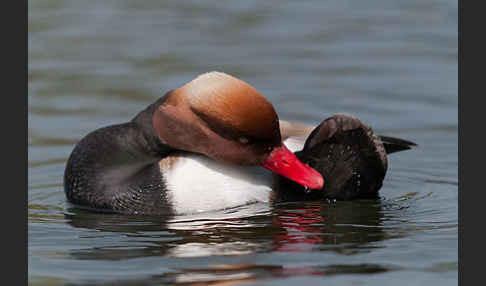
[64,72,415,215]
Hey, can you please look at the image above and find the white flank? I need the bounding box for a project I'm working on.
[164,155,273,215]
[163,138,307,215]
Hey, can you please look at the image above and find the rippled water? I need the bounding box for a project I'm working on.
[29,0,458,285]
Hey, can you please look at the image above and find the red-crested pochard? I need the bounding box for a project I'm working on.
[64,72,415,215]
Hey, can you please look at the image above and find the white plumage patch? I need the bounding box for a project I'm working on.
[163,155,273,215]
[283,136,306,153]
[162,138,306,215]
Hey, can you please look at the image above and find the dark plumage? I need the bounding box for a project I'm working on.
[274,114,416,201]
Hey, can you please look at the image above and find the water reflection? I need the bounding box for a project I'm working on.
[273,200,388,255]
[64,203,276,260]
[64,199,393,283]
[154,263,392,286]
[57,263,392,286]
[65,199,389,259]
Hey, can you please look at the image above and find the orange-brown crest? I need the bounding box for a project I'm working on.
[153,72,282,165]
[176,71,281,143]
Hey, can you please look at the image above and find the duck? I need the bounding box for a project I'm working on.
[64,71,415,215]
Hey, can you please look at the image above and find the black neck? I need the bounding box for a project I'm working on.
[130,95,171,156]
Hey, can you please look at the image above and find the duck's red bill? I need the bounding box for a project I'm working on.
[261,145,324,190]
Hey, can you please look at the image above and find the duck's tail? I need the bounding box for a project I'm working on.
[379,135,417,154]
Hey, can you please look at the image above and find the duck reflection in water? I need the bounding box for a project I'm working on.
[272,200,387,255]
[64,198,392,284]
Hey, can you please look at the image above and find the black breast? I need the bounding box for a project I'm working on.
[64,119,173,215]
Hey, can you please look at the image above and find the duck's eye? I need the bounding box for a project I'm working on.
[238,137,250,144]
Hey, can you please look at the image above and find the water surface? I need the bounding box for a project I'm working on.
[29,0,458,285]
